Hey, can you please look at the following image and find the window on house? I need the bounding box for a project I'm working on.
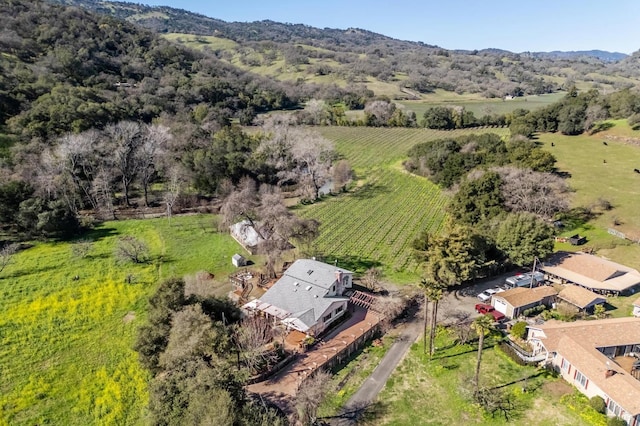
[335,306,344,314]
[607,399,622,417]
[575,371,587,388]
[561,358,569,372]
[323,313,332,322]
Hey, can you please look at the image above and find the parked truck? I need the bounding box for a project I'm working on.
[505,271,545,288]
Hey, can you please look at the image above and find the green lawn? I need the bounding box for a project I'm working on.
[373,330,605,425]
[0,215,250,425]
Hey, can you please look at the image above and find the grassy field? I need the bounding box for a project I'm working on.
[318,336,393,418]
[398,92,565,118]
[373,330,604,425]
[0,215,250,425]
[539,120,640,270]
[299,127,509,283]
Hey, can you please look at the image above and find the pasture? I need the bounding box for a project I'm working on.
[539,120,640,269]
[0,215,247,425]
[398,91,565,118]
[299,127,509,283]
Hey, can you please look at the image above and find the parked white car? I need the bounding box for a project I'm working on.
[477,288,498,302]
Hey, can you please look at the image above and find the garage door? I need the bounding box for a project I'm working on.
[493,299,508,315]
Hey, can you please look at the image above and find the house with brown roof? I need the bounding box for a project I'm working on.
[527,318,640,426]
[541,251,640,296]
[491,286,557,319]
[557,285,606,313]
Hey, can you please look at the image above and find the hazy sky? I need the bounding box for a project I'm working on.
[137,0,639,54]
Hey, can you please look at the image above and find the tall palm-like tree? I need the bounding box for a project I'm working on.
[471,314,495,395]
[427,286,443,359]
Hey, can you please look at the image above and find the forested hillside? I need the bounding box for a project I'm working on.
[49,0,640,99]
[0,0,302,138]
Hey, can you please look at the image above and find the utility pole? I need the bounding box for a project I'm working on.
[529,257,539,288]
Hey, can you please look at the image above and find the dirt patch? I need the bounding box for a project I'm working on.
[123,311,136,323]
[542,379,573,398]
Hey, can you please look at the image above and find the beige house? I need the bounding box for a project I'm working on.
[527,318,640,426]
[557,285,606,313]
[491,286,557,319]
[541,251,640,296]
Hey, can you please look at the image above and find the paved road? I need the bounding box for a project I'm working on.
[329,305,423,425]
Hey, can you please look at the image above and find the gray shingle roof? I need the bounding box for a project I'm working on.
[250,259,352,331]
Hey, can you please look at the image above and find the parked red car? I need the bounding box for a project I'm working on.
[474,303,506,322]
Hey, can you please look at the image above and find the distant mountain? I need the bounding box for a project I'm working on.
[46,0,640,99]
[524,50,628,63]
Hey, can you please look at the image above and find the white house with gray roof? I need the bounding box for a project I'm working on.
[243,259,353,336]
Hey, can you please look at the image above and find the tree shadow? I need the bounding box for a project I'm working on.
[322,400,390,425]
[590,122,615,134]
[488,370,546,391]
[327,256,382,274]
[350,182,390,199]
[82,226,119,242]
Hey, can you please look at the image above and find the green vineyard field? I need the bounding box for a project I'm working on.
[302,127,509,283]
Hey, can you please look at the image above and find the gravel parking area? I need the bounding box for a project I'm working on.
[437,271,525,324]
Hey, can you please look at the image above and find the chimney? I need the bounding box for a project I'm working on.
[335,270,343,284]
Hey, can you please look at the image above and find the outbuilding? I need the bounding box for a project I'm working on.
[232,253,246,267]
[557,284,606,313]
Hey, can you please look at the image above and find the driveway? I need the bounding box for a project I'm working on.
[329,303,423,425]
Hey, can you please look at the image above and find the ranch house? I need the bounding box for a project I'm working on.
[242,259,353,337]
[527,318,640,426]
[541,251,640,296]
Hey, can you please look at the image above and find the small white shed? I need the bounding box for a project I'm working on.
[232,253,246,267]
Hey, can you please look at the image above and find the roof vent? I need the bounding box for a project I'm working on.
[314,295,318,298]
[306,285,312,291]
[294,282,299,286]
[307,270,314,275]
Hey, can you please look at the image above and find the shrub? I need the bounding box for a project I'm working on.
[510,321,528,340]
[522,305,546,317]
[589,396,606,414]
[608,417,627,426]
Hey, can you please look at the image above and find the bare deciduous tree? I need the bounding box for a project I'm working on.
[495,166,570,219]
[295,369,331,425]
[220,177,261,235]
[361,267,383,292]
[259,116,335,200]
[55,130,103,211]
[0,243,18,274]
[234,315,276,373]
[92,168,115,220]
[115,235,150,264]
[139,124,171,207]
[105,121,143,206]
[71,239,93,259]
[163,166,182,223]
[371,294,405,332]
[332,159,353,192]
